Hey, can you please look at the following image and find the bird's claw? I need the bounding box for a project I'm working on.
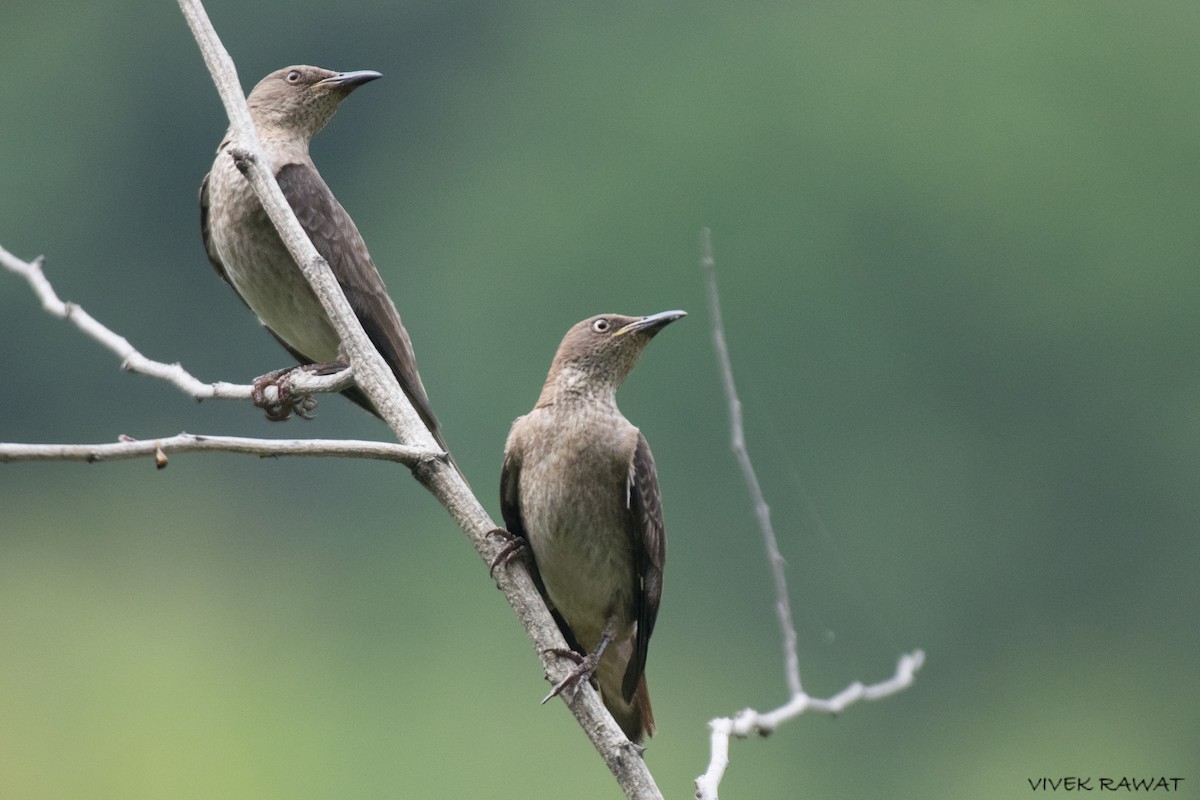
[251,366,318,421]
[540,647,599,704]
[487,528,527,577]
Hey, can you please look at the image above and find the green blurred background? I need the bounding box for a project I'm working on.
[2,1,1197,797]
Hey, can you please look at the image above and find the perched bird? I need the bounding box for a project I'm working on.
[201,65,442,445]
[500,310,685,743]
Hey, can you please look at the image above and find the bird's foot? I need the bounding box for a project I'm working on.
[487,528,528,578]
[540,647,600,704]
[251,366,319,421]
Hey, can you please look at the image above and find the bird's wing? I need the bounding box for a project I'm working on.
[274,161,439,436]
[623,431,666,702]
[499,438,527,545]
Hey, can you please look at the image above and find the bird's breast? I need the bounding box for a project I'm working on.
[206,156,341,362]
[516,408,639,649]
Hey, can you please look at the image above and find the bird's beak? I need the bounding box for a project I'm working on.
[320,70,383,91]
[615,310,687,337]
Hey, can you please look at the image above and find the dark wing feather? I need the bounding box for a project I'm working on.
[623,431,666,701]
[499,445,527,546]
[274,162,439,437]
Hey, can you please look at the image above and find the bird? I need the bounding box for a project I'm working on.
[200,65,443,449]
[499,310,685,743]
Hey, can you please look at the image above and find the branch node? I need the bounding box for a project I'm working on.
[410,448,446,483]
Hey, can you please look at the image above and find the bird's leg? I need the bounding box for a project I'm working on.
[487,528,528,577]
[541,617,617,704]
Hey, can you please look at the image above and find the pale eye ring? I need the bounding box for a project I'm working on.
[286,70,301,83]
[592,318,610,333]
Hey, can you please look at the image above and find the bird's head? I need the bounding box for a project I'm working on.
[545,310,687,397]
[246,65,381,141]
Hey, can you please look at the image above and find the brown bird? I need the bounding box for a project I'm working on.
[500,310,685,743]
[201,65,442,445]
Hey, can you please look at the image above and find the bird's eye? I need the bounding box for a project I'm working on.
[286,70,301,83]
[592,319,610,333]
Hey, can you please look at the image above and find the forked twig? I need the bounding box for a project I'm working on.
[0,243,354,404]
[695,229,924,800]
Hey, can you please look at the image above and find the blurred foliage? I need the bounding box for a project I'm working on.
[2,1,1198,797]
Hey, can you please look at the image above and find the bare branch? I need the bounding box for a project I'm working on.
[0,243,353,404]
[695,650,926,800]
[701,228,802,696]
[173,3,664,796]
[178,1,431,449]
[696,229,925,800]
[0,432,435,468]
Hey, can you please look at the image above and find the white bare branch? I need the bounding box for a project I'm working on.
[0,432,435,468]
[695,229,925,800]
[0,243,354,404]
[173,3,665,796]
[177,1,433,450]
[701,228,803,696]
[695,650,926,800]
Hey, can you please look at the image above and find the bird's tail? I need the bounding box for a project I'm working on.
[604,674,655,744]
[598,639,655,743]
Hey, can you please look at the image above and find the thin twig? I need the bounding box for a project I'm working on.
[702,228,802,696]
[695,229,924,800]
[695,651,925,800]
[0,243,353,403]
[0,432,435,468]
